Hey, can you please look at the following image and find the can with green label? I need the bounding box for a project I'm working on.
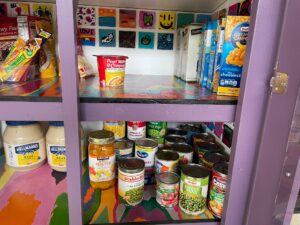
[179,164,210,215]
[147,122,167,147]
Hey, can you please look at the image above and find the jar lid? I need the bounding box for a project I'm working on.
[6,121,37,126]
[49,121,64,126]
[88,130,114,144]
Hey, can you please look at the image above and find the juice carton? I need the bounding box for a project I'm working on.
[206,20,219,89]
[217,16,250,96]
[199,21,218,87]
[212,18,226,92]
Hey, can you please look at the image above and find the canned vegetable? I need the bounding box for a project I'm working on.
[196,141,222,160]
[147,122,167,147]
[171,143,193,166]
[103,121,126,140]
[156,172,180,207]
[201,152,227,169]
[165,135,186,148]
[127,121,146,141]
[179,164,210,215]
[155,149,179,174]
[118,158,145,206]
[193,133,215,145]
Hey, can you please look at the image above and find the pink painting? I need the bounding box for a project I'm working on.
[139,11,156,29]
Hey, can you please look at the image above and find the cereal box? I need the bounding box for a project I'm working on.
[217,16,250,96]
[212,18,226,92]
[199,21,218,87]
[206,20,219,89]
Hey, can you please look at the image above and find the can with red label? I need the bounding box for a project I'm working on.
[208,162,228,218]
[127,121,146,141]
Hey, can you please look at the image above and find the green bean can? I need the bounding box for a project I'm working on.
[118,158,145,206]
[179,164,210,215]
[147,122,167,146]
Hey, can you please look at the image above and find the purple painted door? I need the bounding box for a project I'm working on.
[244,0,300,224]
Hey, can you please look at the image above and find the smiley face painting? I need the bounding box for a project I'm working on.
[158,12,176,30]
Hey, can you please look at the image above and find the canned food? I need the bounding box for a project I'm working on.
[178,124,206,145]
[165,135,186,148]
[147,122,167,147]
[114,139,134,160]
[104,121,126,140]
[127,121,146,141]
[118,158,145,206]
[193,133,215,145]
[196,141,222,160]
[201,152,227,169]
[135,138,158,184]
[171,143,193,166]
[179,164,210,215]
[155,149,179,174]
[156,172,180,207]
[208,162,228,218]
[166,128,187,138]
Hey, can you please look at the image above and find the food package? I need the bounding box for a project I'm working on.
[0,31,51,82]
[0,17,18,62]
[77,31,94,78]
[217,16,250,96]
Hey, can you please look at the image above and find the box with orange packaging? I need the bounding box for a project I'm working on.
[86,121,231,218]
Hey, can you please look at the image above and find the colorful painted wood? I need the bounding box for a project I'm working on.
[0,76,237,104]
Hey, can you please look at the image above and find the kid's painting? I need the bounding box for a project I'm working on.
[158,12,176,30]
[177,13,194,28]
[119,9,136,28]
[98,8,116,27]
[78,28,96,46]
[77,7,96,26]
[157,33,174,50]
[119,31,136,48]
[139,11,156,29]
[32,4,53,19]
[196,14,211,23]
[99,29,116,47]
[9,3,30,16]
[138,32,154,49]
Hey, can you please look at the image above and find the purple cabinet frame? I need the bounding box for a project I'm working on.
[0,0,298,225]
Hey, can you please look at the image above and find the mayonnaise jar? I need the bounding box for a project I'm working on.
[46,122,86,172]
[3,121,46,171]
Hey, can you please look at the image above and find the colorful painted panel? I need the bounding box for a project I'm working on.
[139,11,156,29]
[99,29,116,47]
[119,31,136,48]
[119,9,136,28]
[158,12,176,30]
[157,33,174,50]
[177,13,194,28]
[196,14,211,24]
[138,32,154,49]
[98,8,116,27]
[8,3,30,16]
[78,28,96,46]
[228,3,240,15]
[77,7,96,26]
[32,4,53,20]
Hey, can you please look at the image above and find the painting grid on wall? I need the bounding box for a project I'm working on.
[157,33,174,50]
[119,31,136,48]
[138,32,155,49]
[99,29,116,47]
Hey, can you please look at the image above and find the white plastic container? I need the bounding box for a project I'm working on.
[3,121,46,171]
[46,121,86,172]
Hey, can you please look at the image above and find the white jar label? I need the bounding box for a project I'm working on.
[89,154,116,182]
[4,138,46,167]
[47,144,66,168]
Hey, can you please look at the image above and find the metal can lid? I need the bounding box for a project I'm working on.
[114,139,134,150]
[171,143,193,153]
[165,135,186,144]
[118,157,145,173]
[196,141,221,151]
[88,130,114,145]
[213,161,229,175]
[156,149,179,161]
[193,133,215,142]
[203,152,227,164]
[135,138,158,148]
[181,163,210,178]
[178,123,206,133]
[157,172,180,184]
[166,128,188,136]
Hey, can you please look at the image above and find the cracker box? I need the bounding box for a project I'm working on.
[212,18,226,92]
[217,16,250,96]
[199,21,218,87]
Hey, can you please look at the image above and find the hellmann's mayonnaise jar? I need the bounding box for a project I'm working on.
[3,121,46,171]
[46,121,86,172]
